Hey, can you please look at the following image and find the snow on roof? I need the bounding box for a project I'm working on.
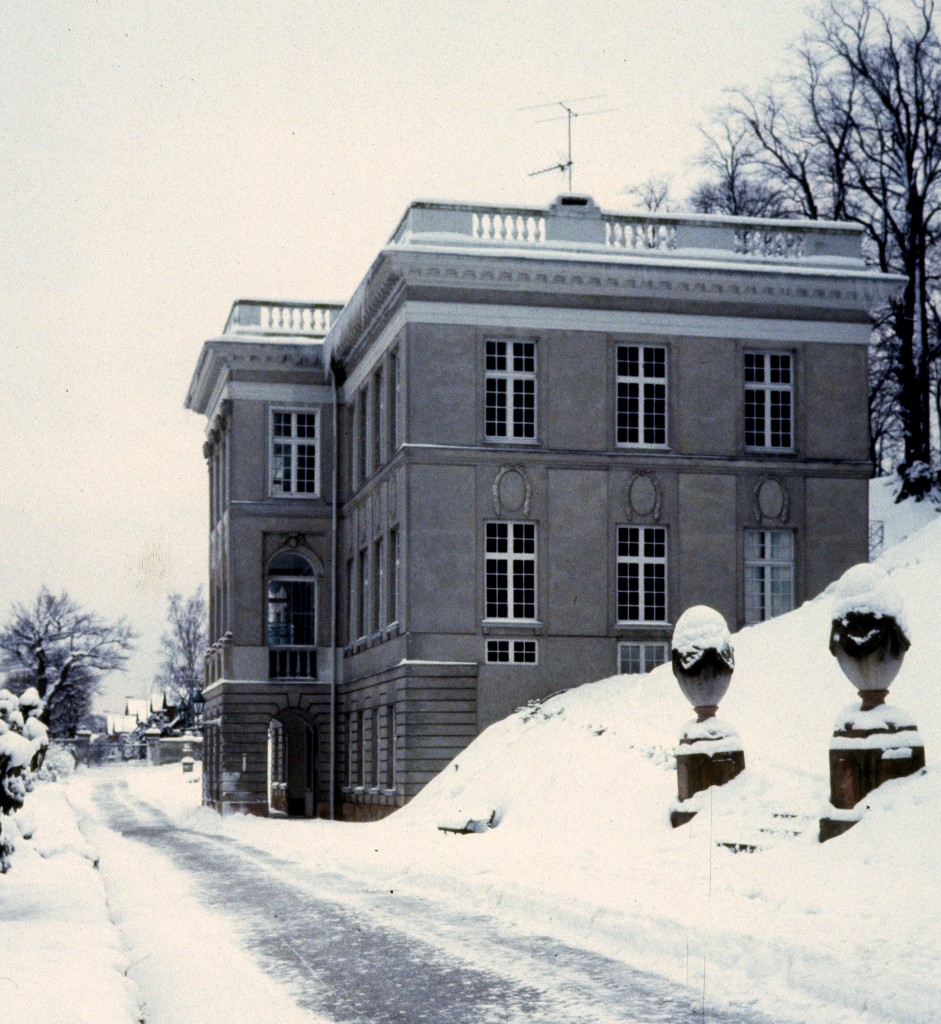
[106,714,139,735]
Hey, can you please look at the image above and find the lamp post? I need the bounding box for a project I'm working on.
[669,605,744,827]
[819,564,924,842]
[192,690,206,730]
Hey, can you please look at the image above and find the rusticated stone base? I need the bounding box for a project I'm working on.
[336,800,399,823]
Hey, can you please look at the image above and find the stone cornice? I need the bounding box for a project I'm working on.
[326,245,903,368]
[185,337,326,416]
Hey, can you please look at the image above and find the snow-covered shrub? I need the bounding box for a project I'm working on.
[0,688,50,873]
[35,744,75,783]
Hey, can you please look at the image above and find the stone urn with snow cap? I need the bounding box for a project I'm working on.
[669,605,745,828]
[819,563,925,842]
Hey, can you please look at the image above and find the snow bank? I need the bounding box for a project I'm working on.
[0,781,139,1024]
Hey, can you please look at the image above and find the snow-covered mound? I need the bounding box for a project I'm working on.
[404,516,941,840]
[869,473,941,551]
[387,478,941,1024]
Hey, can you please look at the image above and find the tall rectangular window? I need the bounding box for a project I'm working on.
[373,536,384,634]
[485,522,537,620]
[485,339,537,441]
[384,704,397,791]
[270,410,319,496]
[388,528,400,626]
[359,710,367,789]
[346,558,356,644]
[616,345,667,446]
[389,349,401,456]
[369,706,379,788]
[744,529,794,624]
[373,367,384,472]
[745,351,793,450]
[358,388,370,483]
[358,550,369,640]
[616,526,668,623]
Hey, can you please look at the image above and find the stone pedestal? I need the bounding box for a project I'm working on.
[819,703,924,842]
[670,718,745,828]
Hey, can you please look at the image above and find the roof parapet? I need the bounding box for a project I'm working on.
[387,194,865,263]
[223,299,344,338]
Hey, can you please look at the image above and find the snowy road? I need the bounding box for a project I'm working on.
[90,777,774,1024]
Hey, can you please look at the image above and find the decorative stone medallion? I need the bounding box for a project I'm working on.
[492,466,531,517]
[626,472,662,522]
[754,476,789,524]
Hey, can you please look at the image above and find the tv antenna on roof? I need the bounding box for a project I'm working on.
[519,95,618,193]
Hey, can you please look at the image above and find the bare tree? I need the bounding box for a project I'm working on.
[154,589,207,726]
[624,175,674,212]
[689,0,941,497]
[0,589,135,731]
[689,121,791,217]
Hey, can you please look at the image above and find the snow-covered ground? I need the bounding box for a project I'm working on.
[4,475,940,1024]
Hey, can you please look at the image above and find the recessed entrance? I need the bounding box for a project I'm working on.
[268,711,317,817]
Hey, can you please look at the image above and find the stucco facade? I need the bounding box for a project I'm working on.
[186,194,898,819]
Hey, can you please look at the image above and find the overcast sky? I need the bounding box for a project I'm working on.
[1,1,811,711]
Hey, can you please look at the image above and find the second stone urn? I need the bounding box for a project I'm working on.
[670,605,745,827]
[820,563,924,842]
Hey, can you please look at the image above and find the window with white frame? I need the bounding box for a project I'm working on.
[486,638,538,664]
[358,709,367,788]
[744,529,794,623]
[618,641,669,675]
[347,714,357,787]
[616,526,668,623]
[267,552,316,679]
[387,528,400,626]
[744,351,793,450]
[373,536,384,634]
[346,557,355,645]
[358,388,369,483]
[358,549,369,640]
[485,521,537,620]
[384,704,397,791]
[369,706,379,788]
[373,367,384,472]
[616,344,667,446]
[485,339,537,441]
[389,349,401,456]
[270,410,318,496]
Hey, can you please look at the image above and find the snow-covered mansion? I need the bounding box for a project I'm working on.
[185,194,898,819]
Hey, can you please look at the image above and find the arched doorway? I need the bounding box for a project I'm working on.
[268,710,317,817]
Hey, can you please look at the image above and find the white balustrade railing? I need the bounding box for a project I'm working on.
[387,198,861,263]
[472,210,546,243]
[224,301,343,337]
[605,218,677,251]
[734,227,807,259]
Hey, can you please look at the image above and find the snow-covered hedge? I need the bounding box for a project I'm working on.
[0,688,50,872]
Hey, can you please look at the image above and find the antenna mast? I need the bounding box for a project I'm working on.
[520,95,617,193]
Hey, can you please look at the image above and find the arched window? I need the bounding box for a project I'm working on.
[267,552,316,647]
